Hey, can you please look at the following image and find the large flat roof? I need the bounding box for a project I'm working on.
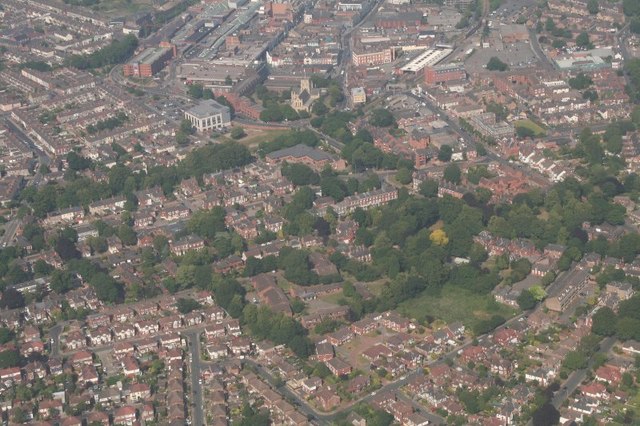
[400,48,453,73]
[132,47,172,65]
[185,99,230,118]
[266,144,336,162]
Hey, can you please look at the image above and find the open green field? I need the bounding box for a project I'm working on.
[514,119,546,136]
[217,128,290,149]
[397,284,517,329]
[53,0,154,16]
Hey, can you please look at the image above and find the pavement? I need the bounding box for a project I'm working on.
[0,116,50,248]
[617,24,633,89]
[185,330,205,426]
[49,323,64,359]
[551,336,617,408]
[239,313,526,425]
[405,91,551,187]
[528,29,556,71]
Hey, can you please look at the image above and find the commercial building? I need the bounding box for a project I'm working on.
[176,62,266,94]
[469,113,514,139]
[424,63,466,85]
[265,144,344,171]
[184,100,231,132]
[351,87,366,106]
[123,45,175,78]
[352,42,394,66]
[401,48,452,74]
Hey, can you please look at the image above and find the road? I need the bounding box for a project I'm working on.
[1,116,50,247]
[185,330,205,426]
[551,336,616,408]
[336,0,385,95]
[49,323,64,359]
[240,313,526,425]
[406,91,551,187]
[617,24,632,88]
[0,219,20,248]
[528,29,555,71]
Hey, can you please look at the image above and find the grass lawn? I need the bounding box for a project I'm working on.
[81,0,153,17]
[218,129,290,149]
[515,119,546,136]
[397,284,517,329]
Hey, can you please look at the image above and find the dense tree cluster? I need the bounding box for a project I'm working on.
[486,57,508,71]
[243,304,314,358]
[591,295,640,341]
[310,75,344,106]
[258,130,319,156]
[66,35,138,70]
[568,73,592,89]
[67,259,124,304]
[281,163,320,186]
[369,109,396,127]
[187,207,227,239]
[20,141,253,219]
[86,112,128,135]
[278,247,319,286]
[176,298,202,314]
[626,58,640,102]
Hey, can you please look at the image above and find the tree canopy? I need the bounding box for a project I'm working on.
[486,57,508,71]
[66,35,138,69]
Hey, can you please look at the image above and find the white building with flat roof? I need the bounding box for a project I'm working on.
[184,100,231,132]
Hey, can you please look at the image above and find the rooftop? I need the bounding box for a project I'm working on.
[131,46,172,65]
[185,99,230,119]
[266,144,336,162]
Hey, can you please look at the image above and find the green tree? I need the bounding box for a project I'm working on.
[576,32,593,49]
[624,0,640,16]
[230,127,246,139]
[568,73,593,90]
[0,328,14,345]
[587,0,599,14]
[0,349,20,368]
[0,288,24,309]
[438,144,453,162]
[395,168,413,185]
[66,34,138,69]
[116,225,137,246]
[50,269,76,294]
[517,289,537,310]
[532,403,560,426]
[562,350,588,370]
[369,109,395,127]
[188,84,204,99]
[419,179,439,197]
[545,17,557,32]
[176,298,202,314]
[591,307,617,336]
[281,163,320,186]
[486,57,508,71]
[443,164,462,184]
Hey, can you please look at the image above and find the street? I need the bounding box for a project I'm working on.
[48,323,64,359]
[185,330,205,426]
[238,313,527,425]
[1,116,50,248]
[551,336,617,409]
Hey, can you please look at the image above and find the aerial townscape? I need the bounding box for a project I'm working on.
[4,0,640,424]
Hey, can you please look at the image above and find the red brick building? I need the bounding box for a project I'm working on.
[424,64,466,85]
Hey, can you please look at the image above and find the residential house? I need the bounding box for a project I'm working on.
[326,357,352,377]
